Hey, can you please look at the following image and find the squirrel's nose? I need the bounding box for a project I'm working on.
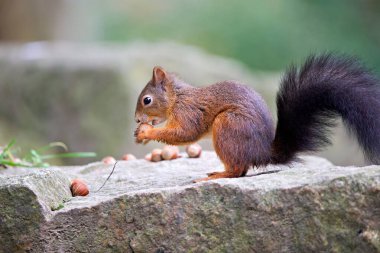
[135,113,141,123]
[135,114,148,124]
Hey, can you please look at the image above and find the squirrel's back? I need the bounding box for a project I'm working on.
[203,81,273,122]
[173,80,274,131]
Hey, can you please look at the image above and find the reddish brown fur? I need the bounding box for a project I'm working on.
[135,67,274,182]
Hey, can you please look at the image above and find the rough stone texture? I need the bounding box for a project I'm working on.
[0,169,71,252]
[0,152,379,252]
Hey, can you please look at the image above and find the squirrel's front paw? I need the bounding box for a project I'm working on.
[134,123,153,144]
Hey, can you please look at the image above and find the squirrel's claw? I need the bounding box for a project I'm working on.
[134,123,154,144]
[142,139,150,145]
[135,132,147,144]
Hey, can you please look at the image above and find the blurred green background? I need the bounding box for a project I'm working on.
[0,0,379,165]
[1,0,380,71]
[102,0,380,72]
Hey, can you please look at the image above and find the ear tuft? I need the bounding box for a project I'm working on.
[152,66,167,84]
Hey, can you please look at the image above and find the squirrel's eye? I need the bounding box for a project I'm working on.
[143,95,152,106]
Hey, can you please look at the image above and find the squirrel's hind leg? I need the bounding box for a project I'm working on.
[193,112,256,183]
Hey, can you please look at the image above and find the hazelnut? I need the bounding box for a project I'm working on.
[161,145,180,160]
[121,154,136,161]
[145,153,152,161]
[70,179,89,197]
[102,156,116,164]
[139,123,153,132]
[186,143,202,158]
[151,148,163,162]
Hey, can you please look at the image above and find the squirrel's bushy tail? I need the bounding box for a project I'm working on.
[271,53,380,164]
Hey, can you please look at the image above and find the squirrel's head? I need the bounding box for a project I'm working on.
[135,66,172,125]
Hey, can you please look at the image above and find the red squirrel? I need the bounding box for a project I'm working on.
[134,54,380,182]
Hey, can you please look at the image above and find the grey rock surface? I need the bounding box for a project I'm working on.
[0,169,71,252]
[0,152,379,252]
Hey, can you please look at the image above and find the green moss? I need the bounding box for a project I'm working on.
[51,202,64,211]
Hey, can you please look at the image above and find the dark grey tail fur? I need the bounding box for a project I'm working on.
[272,53,380,164]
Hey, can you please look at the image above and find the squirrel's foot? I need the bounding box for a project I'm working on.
[193,172,239,183]
[207,171,222,176]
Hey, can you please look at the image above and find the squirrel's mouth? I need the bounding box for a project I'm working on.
[151,118,165,126]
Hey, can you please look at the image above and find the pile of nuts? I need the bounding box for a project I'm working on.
[145,145,180,162]
[101,143,202,164]
[145,143,202,162]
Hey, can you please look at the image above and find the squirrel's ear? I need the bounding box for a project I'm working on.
[152,66,168,85]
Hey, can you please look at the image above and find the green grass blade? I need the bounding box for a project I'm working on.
[0,159,32,167]
[36,142,68,152]
[40,152,97,160]
[0,139,16,159]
